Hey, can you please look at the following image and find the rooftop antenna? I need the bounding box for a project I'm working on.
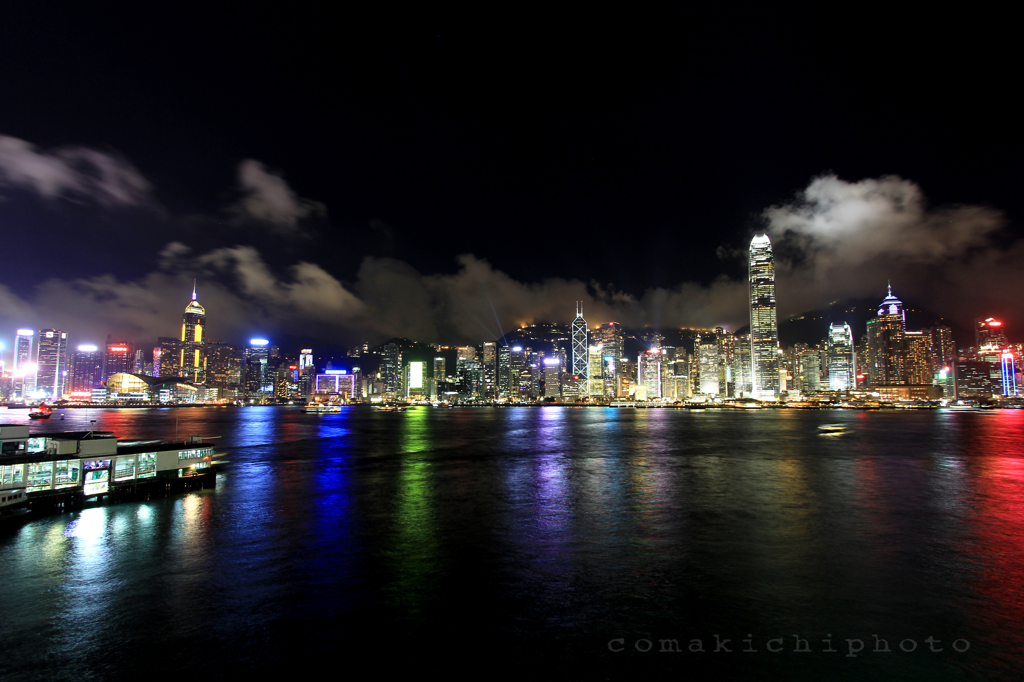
[887,280,892,297]
[192,279,197,301]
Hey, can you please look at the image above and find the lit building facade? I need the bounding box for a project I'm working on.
[70,345,104,393]
[104,340,135,382]
[732,333,752,397]
[571,301,588,395]
[826,322,856,391]
[904,331,933,386]
[865,286,906,386]
[244,339,272,395]
[749,234,779,398]
[155,337,181,378]
[482,342,496,399]
[542,358,560,398]
[381,343,403,395]
[180,286,207,384]
[698,340,719,396]
[12,329,35,400]
[35,329,68,399]
[588,345,604,397]
[638,349,662,399]
[497,345,511,398]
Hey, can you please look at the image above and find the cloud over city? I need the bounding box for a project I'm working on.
[762,174,1022,324]
[1,161,1022,347]
[230,159,327,233]
[0,134,154,208]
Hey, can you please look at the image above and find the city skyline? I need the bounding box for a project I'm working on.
[2,275,1019,404]
[1,12,1022,348]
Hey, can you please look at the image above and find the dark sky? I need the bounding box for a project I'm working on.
[1,7,1021,346]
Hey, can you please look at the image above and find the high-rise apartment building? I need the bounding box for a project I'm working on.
[749,234,779,398]
[865,285,906,386]
[35,329,68,399]
[571,301,588,395]
[826,323,856,391]
[180,285,207,383]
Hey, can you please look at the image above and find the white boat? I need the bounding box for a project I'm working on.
[304,404,342,414]
[818,424,846,432]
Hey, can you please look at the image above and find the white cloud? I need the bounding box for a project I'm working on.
[231,159,326,232]
[0,134,153,207]
[761,174,1019,322]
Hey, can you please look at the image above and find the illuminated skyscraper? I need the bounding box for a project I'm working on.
[180,284,207,383]
[482,341,497,399]
[35,329,68,399]
[732,333,752,397]
[749,234,779,398]
[542,357,561,398]
[904,331,933,385]
[70,344,104,393]
[155,337,181,378]
[104,339,134,382]
[588,345,604,397]
[572,301,588,395]
[698,338,719,396]
[13,329,36,400]
[497,345,511,398]
[976,317,1007,349]
[510,346,528,401]
[865,285,906,386]
[931,326,954,373]
[244,339,271,395]
[826,322,856,391]
[298,348,314,396]
[638,349,662,399]
[207,342,244,393]
[381,343,403,395]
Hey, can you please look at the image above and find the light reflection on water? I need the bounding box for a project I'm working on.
[1,406,1024,679]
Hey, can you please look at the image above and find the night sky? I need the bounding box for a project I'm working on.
[1,8,1020,347]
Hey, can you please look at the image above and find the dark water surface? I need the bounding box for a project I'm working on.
[2,406,1023,680]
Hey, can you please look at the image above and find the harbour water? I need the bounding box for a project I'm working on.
[2,406,1023,680]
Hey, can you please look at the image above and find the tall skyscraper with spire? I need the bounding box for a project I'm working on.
[181,282,207,383]
[572,301,588,395]
[749,234,779,398]
[865,283,906,386]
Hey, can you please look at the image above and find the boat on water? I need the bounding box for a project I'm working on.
[304,403,342,414]
[818,423,846,433]
[28,403,53,420]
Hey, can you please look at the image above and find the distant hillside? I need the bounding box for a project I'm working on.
[736,298,970,348]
